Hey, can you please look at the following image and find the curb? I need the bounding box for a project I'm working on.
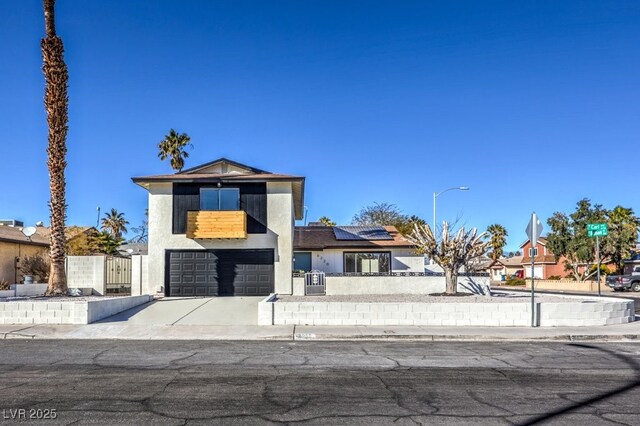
[293,333,640,342]
[1,333,639,342]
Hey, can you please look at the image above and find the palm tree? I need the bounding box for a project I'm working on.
[158,129,192,172]
[486,224,508,261]
[604,206,640,274]
[406,221,488,295]
[101,209,129,240]
[318,216,336,227]
[42,0,69,296]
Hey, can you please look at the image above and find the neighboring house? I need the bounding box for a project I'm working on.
[486,256,524,281]
[293,225,423,274]
[623,249,640,275]
[0,224,49,284]
[520,237,566,279]
[63,226,101,255]
[132,158,304,297]
[520,237,618,279]
[118,243,148,256]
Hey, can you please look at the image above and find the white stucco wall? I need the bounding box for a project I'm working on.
[130,255,148,296]
[146,181,294,295]
[291,275,490,296]
[308,248,423,274]
[325,275,490,295]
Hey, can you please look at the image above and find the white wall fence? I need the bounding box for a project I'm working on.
[259,295,635,327]
[292,275,490,296]
[66,255,146,295]
[66,256,107,294]
[0,295,153,325]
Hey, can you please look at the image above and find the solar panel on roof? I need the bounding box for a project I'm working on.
[333,226,393,241]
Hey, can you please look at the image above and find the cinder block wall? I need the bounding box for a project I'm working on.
[260,298,635,327]
[66,256,106,295]
[0,295,152,325]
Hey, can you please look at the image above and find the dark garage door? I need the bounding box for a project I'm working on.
[166,249,274,297]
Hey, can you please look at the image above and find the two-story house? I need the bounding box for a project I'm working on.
[520,237,617,279]
[519,237,564,279]
[132,158,304,297]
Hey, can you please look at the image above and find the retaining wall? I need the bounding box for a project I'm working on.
[292,275,490,296]
[259,295,634,327]
[0,295,153,325]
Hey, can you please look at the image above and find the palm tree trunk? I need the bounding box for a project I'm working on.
[42,0,68,296]
[444,268,458,295]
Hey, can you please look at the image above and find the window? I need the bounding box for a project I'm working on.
[528,247,538,257]
[293,252,312,272]
[344,252,391,274]
[200,188,239,211]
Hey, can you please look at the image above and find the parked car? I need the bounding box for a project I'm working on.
[510,270,525,279]
[606,267,640,292]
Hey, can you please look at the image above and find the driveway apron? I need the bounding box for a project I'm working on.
[97,297,261,326]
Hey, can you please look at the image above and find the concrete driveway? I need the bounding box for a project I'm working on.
[97,297,262,325]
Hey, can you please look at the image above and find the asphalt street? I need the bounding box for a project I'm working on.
[0,341,639,425]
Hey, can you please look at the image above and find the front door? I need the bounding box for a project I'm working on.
[293,252,312,272]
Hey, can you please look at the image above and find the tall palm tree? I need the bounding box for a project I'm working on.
[604,206,640,274]
[486,224,508,261]
[158,129,192,172]
[101,209,129,240]
[42,0,69,296]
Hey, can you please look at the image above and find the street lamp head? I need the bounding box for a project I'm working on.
[459,186,469,191]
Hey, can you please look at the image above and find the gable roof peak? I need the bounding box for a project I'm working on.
[178,158,271,175]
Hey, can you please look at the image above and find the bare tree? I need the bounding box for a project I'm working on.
[406,221,488,295]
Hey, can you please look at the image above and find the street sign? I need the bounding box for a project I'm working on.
[526,213,543,244]
[526,212,543,328]
[587,223,608,238]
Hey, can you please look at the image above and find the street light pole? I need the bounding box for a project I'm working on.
[433,186,470,233]
[431,186,469,264]
[433,191,437,238]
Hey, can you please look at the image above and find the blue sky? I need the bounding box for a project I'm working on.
[1,0,638,251]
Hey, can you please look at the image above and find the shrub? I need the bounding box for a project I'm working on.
[547,275,562,280]
[505,277,526,286]
[20,254,50,282]
[0,280,9,291]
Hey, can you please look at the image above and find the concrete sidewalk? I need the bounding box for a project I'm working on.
[2,320,640,341]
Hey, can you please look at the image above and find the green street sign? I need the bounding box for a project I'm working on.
[587,223,608,237]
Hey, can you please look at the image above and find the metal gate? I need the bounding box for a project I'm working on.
[106,256,132,294]
[305,270,326,296]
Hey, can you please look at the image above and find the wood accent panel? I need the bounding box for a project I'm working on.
[186,211,247,239]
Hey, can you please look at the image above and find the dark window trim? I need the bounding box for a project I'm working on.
[343,251,392,275]
[199,187,240,211]
[173,182,267,234]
